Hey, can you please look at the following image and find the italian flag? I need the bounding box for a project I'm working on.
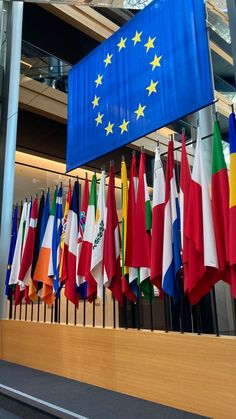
[77,174,97,302]
[132,152,153,301]
[185,129,218,305]
[212,120,230,284]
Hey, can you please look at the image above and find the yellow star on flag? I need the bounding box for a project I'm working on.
[92,95,100,108]
[132,31,142,46]
[95,112,104,126]
[144,36,156,53]
[104,53,113,67]
[117,37,127,51]
[150,54,162,70]
[105,121,114,136]
[134,103,146,120]
[95,74,103,87]
[119,119,130,134]
[146,80,158,96]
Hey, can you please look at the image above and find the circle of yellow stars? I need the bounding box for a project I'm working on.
[91,31,162,137]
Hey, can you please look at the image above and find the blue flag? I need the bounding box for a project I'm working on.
[67,0,214,171]
[5,205,18,299]
[40,190,50,249]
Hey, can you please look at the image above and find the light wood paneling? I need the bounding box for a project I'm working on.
[1,320,236,419]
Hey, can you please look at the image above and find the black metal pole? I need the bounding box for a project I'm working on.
[123,296,128,329]
[37,297,40,322]
[180,275,185,334]
[210,286,220,336]
[74,305,77,326]
[66,299,69,325]
[58,295,61,324]
[113,297,116,328]
[196,303,202,335]
[83,298,86,326]
[54,298,58,323]
[164,293,169,332]
[31,301,33,322]
[44,302,46,323]
[9,296,13,320]
[51,304,54,323]
[14,298,16,320]
[149,282,154,331]
[25,302,28,321]
[131,302,136,328]
[93,300,95,327]
[137,292,140,330]
[103,286,105,328]
[19,301,22,320]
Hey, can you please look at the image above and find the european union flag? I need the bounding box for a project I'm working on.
[67,0,214,171]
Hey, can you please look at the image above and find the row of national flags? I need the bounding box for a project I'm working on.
[5,112,236,307]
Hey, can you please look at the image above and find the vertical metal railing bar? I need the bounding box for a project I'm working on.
[92,300,95,327]
[196,303,202,335]
[31,301,33,322]
[74,305,77,326]
[137,293,140,330]
[14,301,16,320]
[83,298,86,326]
[168,296,173,331]
[66,299,69,325]
[9,297,13,320]
[164,293,169,332]
[19,301,22,321]
[113,298,116,329]
[123,296,128,329]
[25,302,28,322]
[37,297,40,322]
[211,286,220,336]
[51,304,54,323]
[149,283,154,331]
[58,294,61,324]
[44,303,46,323]
[179,275,185,334]
[103,287,105,328]
[54,298,58,323]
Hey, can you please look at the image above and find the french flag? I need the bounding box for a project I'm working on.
[162,140,182,303]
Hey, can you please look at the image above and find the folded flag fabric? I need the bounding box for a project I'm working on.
[162,140,182,303]
[60,182,72,282]
[33,189,57,306]
[212,120,230,284]
[185,129,218,305]
[121,160,136,302]
[180,133,191,293]
[132,152,153,301]
[229,112,236,298]
[77,177,90,298]
[103,165,122,304]
[91,170,106,299]
[151,145,165,296]
[78,174,97,302]
[52,185,63,296]
[5,205,18,300]
[64,181,80,307]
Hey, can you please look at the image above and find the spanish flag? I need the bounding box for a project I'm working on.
[229,112,236,298]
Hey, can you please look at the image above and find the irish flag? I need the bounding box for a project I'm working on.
[151,145,165,295]
[185,129,218,305]
[212,120,230,284]
[33,189,57,306]
[77,174,97,302]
